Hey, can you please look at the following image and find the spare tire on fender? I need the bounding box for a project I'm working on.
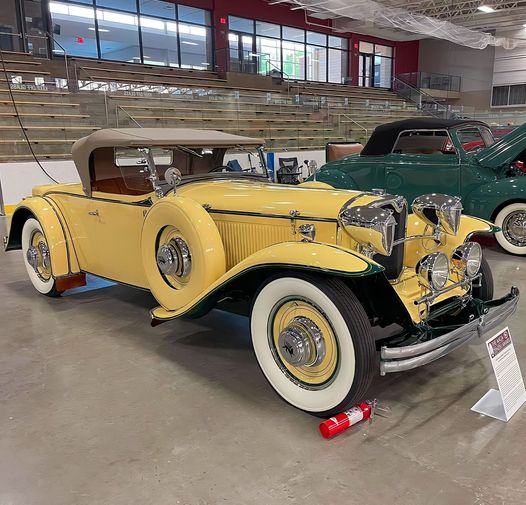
[141,197,226,311]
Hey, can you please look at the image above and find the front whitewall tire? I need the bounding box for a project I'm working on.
[251,275,375,416]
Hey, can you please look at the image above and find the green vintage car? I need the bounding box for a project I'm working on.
[314,119,526,255]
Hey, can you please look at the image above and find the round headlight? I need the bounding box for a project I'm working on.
[417,252,450,290]
[452,242,482,278]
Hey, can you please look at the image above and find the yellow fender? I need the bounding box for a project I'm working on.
[151,240,380,321]
[141,197,226,310]
[5,197,80,277]
[404,214,494,268]
[298,181,334,189]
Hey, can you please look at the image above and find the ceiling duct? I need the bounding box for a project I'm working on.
[282,0,523,49]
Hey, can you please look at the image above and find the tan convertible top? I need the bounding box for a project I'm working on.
[72,128,264,195]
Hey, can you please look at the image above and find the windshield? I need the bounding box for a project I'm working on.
[456,126,495,153]
[166,145,267,179]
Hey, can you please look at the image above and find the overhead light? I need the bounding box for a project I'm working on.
[181,41,198,45]
[88,27,109,32]
[477,5,495,12]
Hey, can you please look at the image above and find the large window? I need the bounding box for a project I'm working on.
[358,41,393,88]
[49,0,212,69]
[492,84,526,107]
[228,16,348,84]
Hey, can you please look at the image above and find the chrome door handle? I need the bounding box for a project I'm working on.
[88,210,99,216]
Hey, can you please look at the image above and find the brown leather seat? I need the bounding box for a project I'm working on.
[90,147,158,196]
[326,142,363,162]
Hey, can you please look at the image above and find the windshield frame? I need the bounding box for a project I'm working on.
[454,124,496,154]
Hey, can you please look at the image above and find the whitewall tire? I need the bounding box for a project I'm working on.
[494,203,526,255]
[21,218,62,297]
[250,274,375,417]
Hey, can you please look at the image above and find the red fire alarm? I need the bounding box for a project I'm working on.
[353,42,359,49]
[219,17,227,24]
[76,36,85,44]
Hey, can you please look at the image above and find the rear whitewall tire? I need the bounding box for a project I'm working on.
[494,202,526,255]
[250,275,375,417]
[21,218,62,297]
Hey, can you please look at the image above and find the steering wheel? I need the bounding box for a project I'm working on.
[209,165,235,173]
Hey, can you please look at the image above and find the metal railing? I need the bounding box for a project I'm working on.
[397,71,461,93]
[392,76,461,119]
[338,113,368,141]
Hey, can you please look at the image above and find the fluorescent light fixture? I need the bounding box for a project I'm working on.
[477,5,495,12]
[49,2,68,15]
[50,2,95,19]
[88,27,109,32]
[181,41,198,45]
[97,9,137,25]
[140,17,165,30]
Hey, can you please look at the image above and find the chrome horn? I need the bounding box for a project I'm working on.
[412,193,462,235]
[339,205,396,256]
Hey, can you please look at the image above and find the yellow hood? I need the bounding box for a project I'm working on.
[176,180,381,220]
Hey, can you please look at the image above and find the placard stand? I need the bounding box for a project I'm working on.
[471,327,526,422]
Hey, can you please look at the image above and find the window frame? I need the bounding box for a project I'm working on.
[391,128,458,158]
[49,0,213,69]
[227,15,348,83]
[358,40,394,88]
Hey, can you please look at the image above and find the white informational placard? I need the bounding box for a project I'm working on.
[472,327,526,422]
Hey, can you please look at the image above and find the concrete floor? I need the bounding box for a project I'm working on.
[1,216,526,505]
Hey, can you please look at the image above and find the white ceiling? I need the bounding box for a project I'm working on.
[268,0,526,44]
[377,0,526,32]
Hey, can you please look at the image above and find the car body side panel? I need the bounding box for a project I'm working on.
[383,153,461,203]
[463,177,526,220]
[41,184,151,287]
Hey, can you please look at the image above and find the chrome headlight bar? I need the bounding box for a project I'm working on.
[415,242,483,306]
[412,193,463,235]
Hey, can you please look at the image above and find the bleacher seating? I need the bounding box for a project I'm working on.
[0,53,430,161]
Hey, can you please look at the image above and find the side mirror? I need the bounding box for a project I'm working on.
[164,167,182,189]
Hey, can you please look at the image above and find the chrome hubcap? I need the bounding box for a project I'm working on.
[26,240,50,277]
[26,246,39,271]
[157,237,191,278]
[38,241,51,271]
[278,316,325,367]
[503,210,526,247]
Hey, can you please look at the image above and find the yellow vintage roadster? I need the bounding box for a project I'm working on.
[5,128,519,416]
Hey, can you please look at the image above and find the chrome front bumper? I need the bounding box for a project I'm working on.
[380,287,520,375]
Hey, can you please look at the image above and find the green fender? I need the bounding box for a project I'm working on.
[308,160,360,190]
[464,177,526,220]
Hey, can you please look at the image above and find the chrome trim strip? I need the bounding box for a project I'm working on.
[380,287,519,374]
[208,208,337,223]
[414,273,481,306]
